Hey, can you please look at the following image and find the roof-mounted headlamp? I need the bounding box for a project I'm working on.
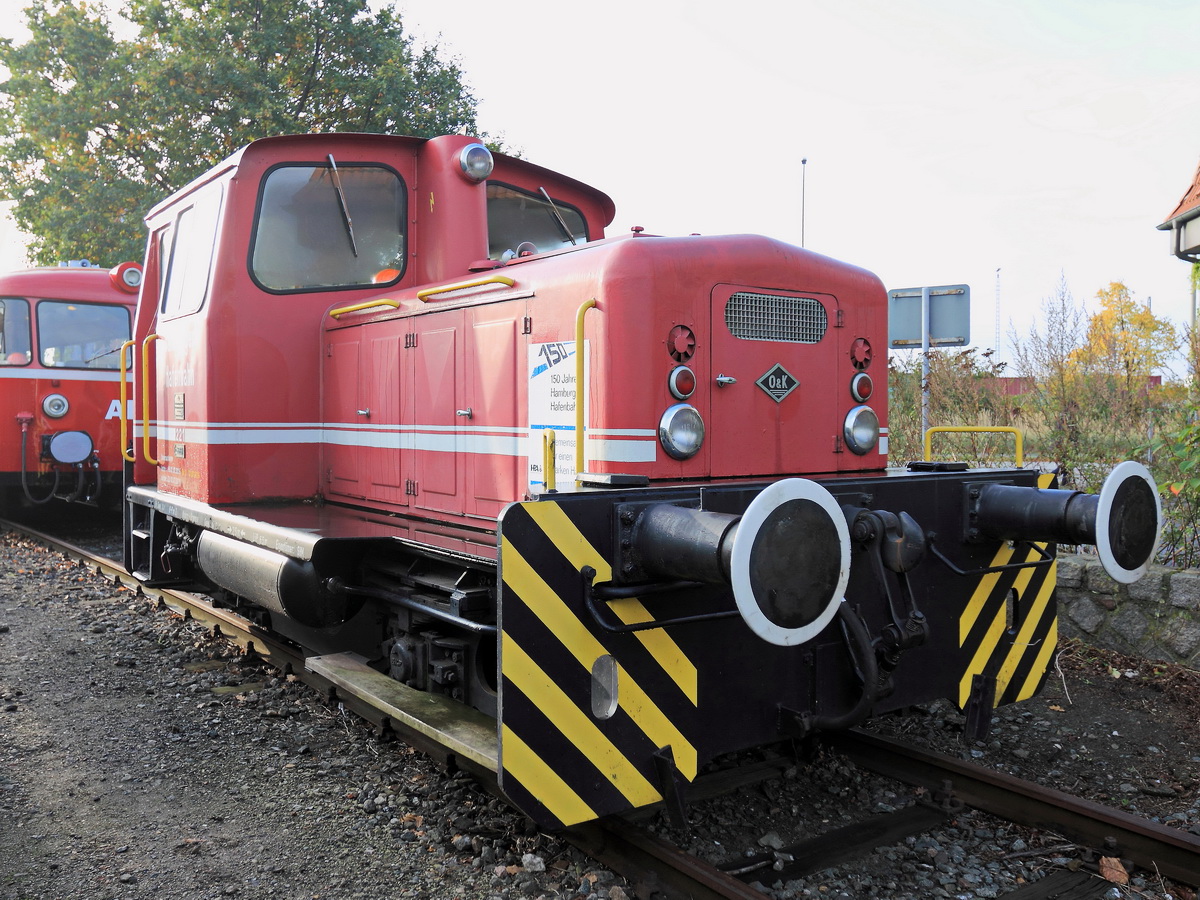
[458,143,494,183]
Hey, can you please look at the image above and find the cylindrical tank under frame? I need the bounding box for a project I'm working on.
[195,530,360,628]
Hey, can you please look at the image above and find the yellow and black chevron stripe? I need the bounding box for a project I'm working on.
[497,499,700,829]
[956,471,1059,710]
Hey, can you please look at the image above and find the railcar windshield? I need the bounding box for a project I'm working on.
[250,162,407,292]
[37,301,131,369]
[0,298,32,365]
[487,183,588,259]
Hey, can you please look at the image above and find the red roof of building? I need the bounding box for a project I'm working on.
[1160,157,1200,227]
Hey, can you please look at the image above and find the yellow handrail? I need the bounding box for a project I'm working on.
[575,298,597,479]
[329,298,401,319]
[543,430,557,492]
[118,339,137,462]
[141,333,161,466]
[924,426,1024,468]
[416,275,515,302]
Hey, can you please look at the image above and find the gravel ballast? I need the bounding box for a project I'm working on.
[2,527,1198,900]
[0,530,626,900]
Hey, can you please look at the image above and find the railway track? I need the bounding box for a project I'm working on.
[5,514,1199,900]
[824,730,1200,889]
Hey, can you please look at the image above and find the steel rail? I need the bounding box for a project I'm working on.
[568,820,768,900]
[825,729,1200,887]
[0,517,767,900]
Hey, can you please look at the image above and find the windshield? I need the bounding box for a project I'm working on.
[0,298,32,365]
[37,301,131,369]
[487,183,588,259]
[250,162,407,292]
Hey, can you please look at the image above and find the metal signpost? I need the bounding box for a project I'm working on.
[888,284,971,436]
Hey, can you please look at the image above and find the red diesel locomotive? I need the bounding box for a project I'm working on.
[122,133,1160,829]
[1,262,141,507]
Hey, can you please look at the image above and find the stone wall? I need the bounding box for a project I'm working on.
[1056,552,1200,668]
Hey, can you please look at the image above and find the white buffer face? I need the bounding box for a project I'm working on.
[1094,461,1161,584]
[730,478,851,646]
[48,431,94,465]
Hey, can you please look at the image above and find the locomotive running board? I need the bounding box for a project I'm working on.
[305,653,498,773]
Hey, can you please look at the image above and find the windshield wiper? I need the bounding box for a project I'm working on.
[85,346,121,363]
[328,154,359,258]
[539,187,577,246]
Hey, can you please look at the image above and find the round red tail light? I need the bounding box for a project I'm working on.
[851,372,873,402]
[668,365,697,400]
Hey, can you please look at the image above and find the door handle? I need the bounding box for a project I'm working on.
[715,374,737,387]
[456,408,473,418]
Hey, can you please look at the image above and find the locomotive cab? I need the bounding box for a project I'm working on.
[122,133,1162,830]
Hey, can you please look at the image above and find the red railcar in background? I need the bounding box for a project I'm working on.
[121,134,1160,829]
[0,262,141,507]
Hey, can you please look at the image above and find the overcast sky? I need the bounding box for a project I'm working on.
[4,0,1199,370]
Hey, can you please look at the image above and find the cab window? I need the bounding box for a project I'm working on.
[487,183,588,259]
[161,183,223,318]
[0,298,32,365]
[250,162,407,292]
[37,301,131,369]
[155,222,175,302]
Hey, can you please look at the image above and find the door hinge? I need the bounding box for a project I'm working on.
[405,479,419,495]
[405,332,419,349]
[836,309,845,328]
[522,315,532,335]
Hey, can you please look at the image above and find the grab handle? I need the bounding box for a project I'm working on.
[924,426,1023,468]
[118,339,137,462]
[141,333,161,466]
[575,298,596,479]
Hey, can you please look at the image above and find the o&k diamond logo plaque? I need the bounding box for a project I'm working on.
[756,364,799,402]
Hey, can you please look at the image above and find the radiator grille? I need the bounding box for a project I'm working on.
[725,292,828,343]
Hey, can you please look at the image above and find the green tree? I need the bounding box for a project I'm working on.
[0,0,483,265]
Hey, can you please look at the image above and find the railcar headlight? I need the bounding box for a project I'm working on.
[42,393,69,419]
[659,403,704,460]
[458,143,494,183]
[109,261,143,294]
[843,405,879,455]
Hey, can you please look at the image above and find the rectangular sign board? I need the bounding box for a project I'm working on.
[888,284,970,348]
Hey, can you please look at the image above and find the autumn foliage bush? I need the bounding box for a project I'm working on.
[887,279,1200,567]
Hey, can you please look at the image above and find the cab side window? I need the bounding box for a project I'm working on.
[486,183,588,259]
[161,183,223,318]
[0,298,31,365]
